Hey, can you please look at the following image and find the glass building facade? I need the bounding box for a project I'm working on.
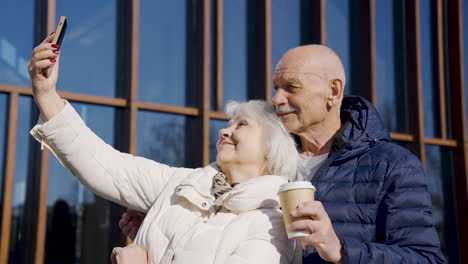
[0,0,467,263]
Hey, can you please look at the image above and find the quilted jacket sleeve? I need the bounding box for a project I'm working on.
[341,153,445,263]
[30,101,193,212]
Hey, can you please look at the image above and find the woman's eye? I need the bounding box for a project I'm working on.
[237,121,248,128]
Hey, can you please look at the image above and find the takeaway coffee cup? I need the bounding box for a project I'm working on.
[277,181,316,239]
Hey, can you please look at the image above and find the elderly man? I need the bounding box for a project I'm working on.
[120,45,445,263]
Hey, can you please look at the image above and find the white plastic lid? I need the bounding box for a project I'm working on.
[278,181,316,193]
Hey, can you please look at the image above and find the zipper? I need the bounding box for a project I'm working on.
[33,129,74,172]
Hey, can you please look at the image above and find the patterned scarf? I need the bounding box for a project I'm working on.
[211,172,233,199]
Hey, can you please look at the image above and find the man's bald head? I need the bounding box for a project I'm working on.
[272,45,346,135]
[275,45,346,94]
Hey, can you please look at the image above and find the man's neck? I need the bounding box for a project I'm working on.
[298,118,341,156]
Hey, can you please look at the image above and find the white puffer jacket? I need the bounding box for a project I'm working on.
[30,102,294,264]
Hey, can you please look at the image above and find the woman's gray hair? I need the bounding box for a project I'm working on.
[225,100,303,181]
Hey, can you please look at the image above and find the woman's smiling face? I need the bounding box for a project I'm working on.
[216,115,268,172]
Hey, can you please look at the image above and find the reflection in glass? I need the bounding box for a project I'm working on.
[325,0,351,95]
[137,111,188,167]
[375,0,407,133]
[9,96,34,263]
[209,119,228,162]
[55,0,117,97]
[425,145,458,262]
[0,94,8,225]
[0,0,33,86]
[223,0,248,107]
[45,103,116,263]
[420,0,440,137]
[139,1,194,106]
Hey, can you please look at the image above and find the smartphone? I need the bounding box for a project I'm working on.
[52,16,67,49]
[44,16,67,77]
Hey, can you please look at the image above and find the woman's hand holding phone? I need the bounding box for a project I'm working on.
[28,17,67,121]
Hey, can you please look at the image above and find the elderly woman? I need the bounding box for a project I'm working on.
[29,34,301,264]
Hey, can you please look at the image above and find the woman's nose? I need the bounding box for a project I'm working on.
[219,127,231,138]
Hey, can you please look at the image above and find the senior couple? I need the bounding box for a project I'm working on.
[28,32,444,263]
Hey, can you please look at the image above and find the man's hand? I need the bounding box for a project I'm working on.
[119,209,146,240]
[111,244,148,264]
[288,201,344,263]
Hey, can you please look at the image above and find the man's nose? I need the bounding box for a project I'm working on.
[272,89,287,105]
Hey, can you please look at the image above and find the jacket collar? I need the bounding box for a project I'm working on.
[330,96,391,161]
[178,163,287,213]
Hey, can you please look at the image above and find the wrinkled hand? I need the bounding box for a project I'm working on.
[288,201,343,263]
[119,209,146,240]
[28,32,60,98]
[111,244,148,264]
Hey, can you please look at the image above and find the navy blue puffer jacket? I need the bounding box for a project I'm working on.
[303,96,445,263]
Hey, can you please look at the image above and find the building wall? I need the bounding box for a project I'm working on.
[0,0,467,263]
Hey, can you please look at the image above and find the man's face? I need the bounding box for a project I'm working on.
[272,66,329,134]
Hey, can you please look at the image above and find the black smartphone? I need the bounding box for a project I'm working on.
[44,16,67,77]
[52,16,67,49]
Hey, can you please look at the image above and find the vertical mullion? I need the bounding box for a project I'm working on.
[436,0,447,139]
[264,0,272,101]
[349,0,376,104]
[215,0,223,111]
[319,0,325,45]
[369,0,377,105]
[32,1,56,262]
[119,0,139,246]
[0,93,18,264]
[405,0,426,165]
[202,0,211,165]
[34,144,50,264]
[246,0,270,101]
[302,0,325,45]
[447,0,468,261]
[129,0,139,155]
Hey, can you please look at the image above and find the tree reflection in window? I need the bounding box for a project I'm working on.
[137,111,188,167]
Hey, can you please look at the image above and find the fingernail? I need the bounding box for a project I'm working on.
[53,50,60,54]
[49,32,55,36]
[50,59,56,63]
[51,44,60,48]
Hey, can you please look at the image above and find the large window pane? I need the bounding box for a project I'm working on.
[137,111,190,167]
[45,103,117,264]
[222,0,248,107]
[425,145,459,263]
[55,0,117,97]
[375,0,407,133]
[0,93,8,225]
[209,119,228,162]
[139,1,195,106]
[326,0,352,95]
[0,0,34,86]
[9,96,34,263]
[420,0,440,137]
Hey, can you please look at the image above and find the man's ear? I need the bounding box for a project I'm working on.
[327,79,343,107]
